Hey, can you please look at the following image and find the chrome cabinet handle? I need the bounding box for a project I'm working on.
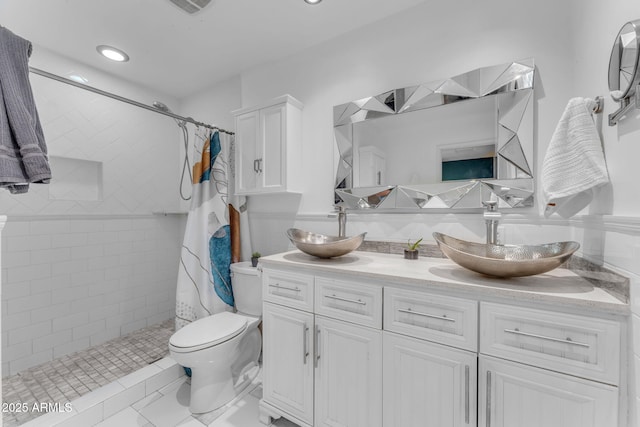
[303,325,309,364]
[268,283,301,292]
[253,159,259,173]
[377,171,381,185]
[465,365,470,424]
[504,328,590,348]
[324,294,366,305]
[486,370,492,427]
[398,308,455,322]
[314,325,321,368]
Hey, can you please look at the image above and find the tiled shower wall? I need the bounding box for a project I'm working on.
[1,216,183,377]
[1,46,187,376]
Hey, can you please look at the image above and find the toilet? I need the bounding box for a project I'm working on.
[169,261,262,414]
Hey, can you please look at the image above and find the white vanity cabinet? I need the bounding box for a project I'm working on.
[233,95,303,195]
[259,252,626,427]
[478,301,621,427]
[260,269,383,427]
[383,332,477,427]
[262,302,314,423]
[478,356,618,427]
[383,286,478,427]
[314,316,382,427]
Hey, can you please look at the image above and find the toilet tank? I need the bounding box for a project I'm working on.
[230,261,262,316]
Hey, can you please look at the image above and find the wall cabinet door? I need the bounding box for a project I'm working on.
[314,316,382,427]
[383,332,477,427]
[260,103,285,191]
[235,110,259,194]
[262,302,314,425]
[479,356,618,427]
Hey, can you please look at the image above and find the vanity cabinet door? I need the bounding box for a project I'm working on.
[383,332,477,427]
[262,302,314,425]
[479,355,618,427]
[314,316,382,427]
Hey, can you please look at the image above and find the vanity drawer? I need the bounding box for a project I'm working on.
[480,302,620,385]
[262,268,314,312]
[384,287,478,351]
[314,277,382,328]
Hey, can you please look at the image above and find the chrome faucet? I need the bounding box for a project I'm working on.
[337,205,347,237]
[483,201,502,245]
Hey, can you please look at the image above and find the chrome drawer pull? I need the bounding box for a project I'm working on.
[303,325,309,365]
[503,328,590,348]
[324,294,367,305]
[314,325,321,368]
[464,365,470,424]
[398,308,455,322]
[268,283,301,292]
[486,370,492,427]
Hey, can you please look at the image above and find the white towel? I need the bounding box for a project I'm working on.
[541,97,609,218]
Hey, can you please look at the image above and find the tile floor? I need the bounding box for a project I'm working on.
[95,375,300,427]
[2,319,174,426]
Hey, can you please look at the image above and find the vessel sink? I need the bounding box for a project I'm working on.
[287,228,366,258]
[432,232,580,278]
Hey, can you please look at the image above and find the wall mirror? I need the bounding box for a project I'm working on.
[608,19,640,126]
[333,59,535,210]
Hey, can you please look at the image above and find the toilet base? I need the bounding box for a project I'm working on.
[189,362,235,414]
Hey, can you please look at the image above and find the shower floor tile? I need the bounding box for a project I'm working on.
[2,319,174,427]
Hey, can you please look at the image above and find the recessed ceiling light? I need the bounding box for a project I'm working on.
[96,45,130,62]
[304,0,322,4]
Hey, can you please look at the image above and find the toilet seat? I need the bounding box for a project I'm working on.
[169,312,247,353]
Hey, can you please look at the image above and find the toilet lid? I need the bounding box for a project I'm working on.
[170,312,247,351]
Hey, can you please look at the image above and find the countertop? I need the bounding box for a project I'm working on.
[260,250,629,316]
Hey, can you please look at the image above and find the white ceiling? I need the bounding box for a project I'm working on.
[1,0,426,98]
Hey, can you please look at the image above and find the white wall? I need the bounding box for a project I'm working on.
[230,0,576,254]
[568,1,640,424]
[1,46,185,375]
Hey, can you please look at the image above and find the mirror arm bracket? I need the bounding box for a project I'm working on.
[608,87,640,126]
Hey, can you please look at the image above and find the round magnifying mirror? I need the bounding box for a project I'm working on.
[608,19,640,101]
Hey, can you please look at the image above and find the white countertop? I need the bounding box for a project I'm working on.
[260,250,629,316]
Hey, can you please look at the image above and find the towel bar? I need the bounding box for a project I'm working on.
[593,96,604,114]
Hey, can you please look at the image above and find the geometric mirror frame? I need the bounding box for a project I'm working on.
[334,58,535,210]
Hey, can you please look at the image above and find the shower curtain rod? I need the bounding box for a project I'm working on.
[28,67,234,135]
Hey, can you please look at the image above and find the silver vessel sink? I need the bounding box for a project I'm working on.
[433,232,580,278]
[287,228,366,258]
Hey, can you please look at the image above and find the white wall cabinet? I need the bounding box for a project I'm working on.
[260,264,624,427]
[233,95,303,195]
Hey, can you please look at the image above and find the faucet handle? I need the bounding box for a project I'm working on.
[482,200,498,211]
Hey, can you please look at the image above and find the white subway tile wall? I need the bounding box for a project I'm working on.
[1,216,183,377]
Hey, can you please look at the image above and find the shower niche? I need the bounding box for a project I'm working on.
[48,156,103,201]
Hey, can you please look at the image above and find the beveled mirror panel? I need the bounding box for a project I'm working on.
[608,19,640,100]
[334,59,535,210]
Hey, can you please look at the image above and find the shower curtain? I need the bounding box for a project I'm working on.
[174,127,249,330]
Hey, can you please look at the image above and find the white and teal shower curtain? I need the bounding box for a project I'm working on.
[175,127,249,330]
